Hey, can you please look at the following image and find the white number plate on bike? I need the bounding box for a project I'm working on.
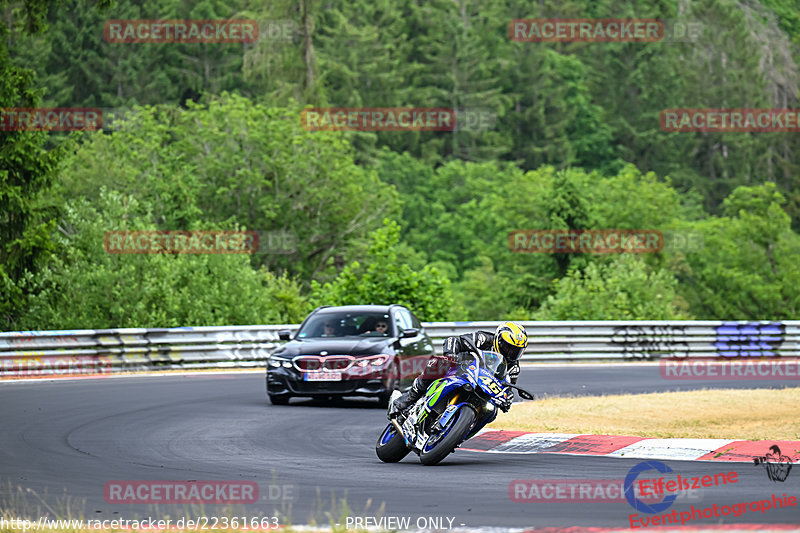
[304,372,342,381]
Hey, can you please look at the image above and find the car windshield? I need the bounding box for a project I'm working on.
[296,312,392,338]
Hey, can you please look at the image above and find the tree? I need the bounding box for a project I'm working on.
[534,255,690,320]
[677,183,800,318]
[450,256,534,321]
[543,170,593,276]
[13,0,259,108]
[0,0,111,329]
[19,189,308,329]
[310,220,453,321]
[57,94,401,282]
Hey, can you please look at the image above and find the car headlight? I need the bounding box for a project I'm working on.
[269,357,292,368]
[355,355,390,368]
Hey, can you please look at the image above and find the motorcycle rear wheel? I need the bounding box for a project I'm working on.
[375,423,411,463]
[419,405,476,466]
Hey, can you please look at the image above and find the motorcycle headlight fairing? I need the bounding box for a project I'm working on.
[466,363,479,385]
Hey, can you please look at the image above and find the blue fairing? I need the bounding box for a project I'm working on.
[437,402,468,428]
[429,353,505,404]
[465,408,497,440]
[424,351,508,442]
[380,425,397,445]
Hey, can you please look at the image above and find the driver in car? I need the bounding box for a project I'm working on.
[390,321,528,416]
[321,320,338,337]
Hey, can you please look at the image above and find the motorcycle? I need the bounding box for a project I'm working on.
[375,350,534,465]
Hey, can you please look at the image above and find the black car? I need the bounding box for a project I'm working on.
[266,304,435,406]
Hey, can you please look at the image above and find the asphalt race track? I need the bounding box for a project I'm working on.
[1,364,798,529]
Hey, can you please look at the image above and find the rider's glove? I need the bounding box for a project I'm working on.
[444,351,473,365]
[439,353,460,365]
[499,388,514,412]
[505,387,515,404]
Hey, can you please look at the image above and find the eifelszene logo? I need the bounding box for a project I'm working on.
[753,445,793,482]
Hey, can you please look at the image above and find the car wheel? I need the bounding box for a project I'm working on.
[377,360,400,408]
[268,393,291,405]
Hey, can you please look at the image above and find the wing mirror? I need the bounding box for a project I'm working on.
[517,389,535,400]
[509,384,535,400]
[278,329,292,341]
[399,328,420,338]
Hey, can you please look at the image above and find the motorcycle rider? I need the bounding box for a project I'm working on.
[390,321,528,416]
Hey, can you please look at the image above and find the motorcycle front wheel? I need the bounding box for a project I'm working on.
[419,405,476,466]
[376,423,411,463]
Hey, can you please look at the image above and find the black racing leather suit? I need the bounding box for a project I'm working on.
[392,330,520,413]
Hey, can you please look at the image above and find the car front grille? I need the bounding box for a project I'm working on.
[292,355,355,372]
[289,381,359,394]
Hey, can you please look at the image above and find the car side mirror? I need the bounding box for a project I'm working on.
[399,328,419,338]
[278,329,292,341]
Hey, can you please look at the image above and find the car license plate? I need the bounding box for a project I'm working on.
[304,372,342,381]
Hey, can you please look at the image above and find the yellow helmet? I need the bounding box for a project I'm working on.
[493,322,527,363]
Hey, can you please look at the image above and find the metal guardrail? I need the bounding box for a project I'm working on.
[427,321,800,360]
[0,325,292,376]
[1,321,798,377]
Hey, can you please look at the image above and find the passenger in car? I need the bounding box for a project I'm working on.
[360,318,389,336]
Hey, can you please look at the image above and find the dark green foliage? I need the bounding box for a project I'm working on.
[3,0,800,327]
[17,189,310,328]
[534,255,689,320]
[310,220,453,322]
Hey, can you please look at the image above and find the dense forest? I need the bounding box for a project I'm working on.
[2,0,800,329]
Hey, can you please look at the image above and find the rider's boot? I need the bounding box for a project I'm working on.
[390,376,432,417]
